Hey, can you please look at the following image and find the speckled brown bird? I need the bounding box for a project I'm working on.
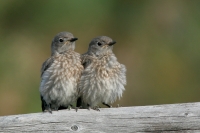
[39,32,83,113]
[77,36,126,110]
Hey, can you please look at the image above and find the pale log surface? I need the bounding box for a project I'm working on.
[0,102,200,133]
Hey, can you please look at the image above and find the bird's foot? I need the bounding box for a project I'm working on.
[68,104,77,110]
[43,106,52,114]
[92,106,100,111]
[87,104,100,111]
[75,106,82,112]
[43,109,52,114]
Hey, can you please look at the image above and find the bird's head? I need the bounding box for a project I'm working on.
[88,36,116,56]
[51,32,78,55]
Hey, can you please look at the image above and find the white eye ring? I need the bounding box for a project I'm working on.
[97,42,102,46]
[59,38,64,42]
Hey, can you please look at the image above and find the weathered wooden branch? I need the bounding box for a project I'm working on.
[0,102,200,132]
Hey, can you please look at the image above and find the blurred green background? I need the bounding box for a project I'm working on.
[0,0,200,116]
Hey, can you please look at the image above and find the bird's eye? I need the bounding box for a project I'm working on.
[59,38,64,42]
[97,42,102,46]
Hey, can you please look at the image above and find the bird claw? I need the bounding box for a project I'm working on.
[75,106,82,112]
[87,105,100,111]
[92,106,100,111]
[43,108,52,114]
[45,105,52,113]
[68,104,83,112]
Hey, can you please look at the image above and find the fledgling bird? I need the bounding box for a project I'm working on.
[39,31,83,113]
[77,36,126,110]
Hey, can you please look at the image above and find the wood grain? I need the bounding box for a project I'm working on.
[0,102,200,132]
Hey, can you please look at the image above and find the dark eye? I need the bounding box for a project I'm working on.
[59,38,64,42]
[97,42,102,46]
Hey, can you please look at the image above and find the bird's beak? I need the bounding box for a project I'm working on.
[108,41,116,46]
[70,38,78,42]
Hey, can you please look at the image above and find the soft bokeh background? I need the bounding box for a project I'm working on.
[0,0,200,116]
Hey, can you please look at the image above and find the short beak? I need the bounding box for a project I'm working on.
[108,41,116,46]
[70,37,78,42]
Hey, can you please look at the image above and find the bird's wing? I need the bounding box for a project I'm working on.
[40,57,54,112]
[41,57,54,77]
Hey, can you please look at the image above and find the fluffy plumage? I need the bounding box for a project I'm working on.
[40,32,83,113]
[78,36,126,109]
